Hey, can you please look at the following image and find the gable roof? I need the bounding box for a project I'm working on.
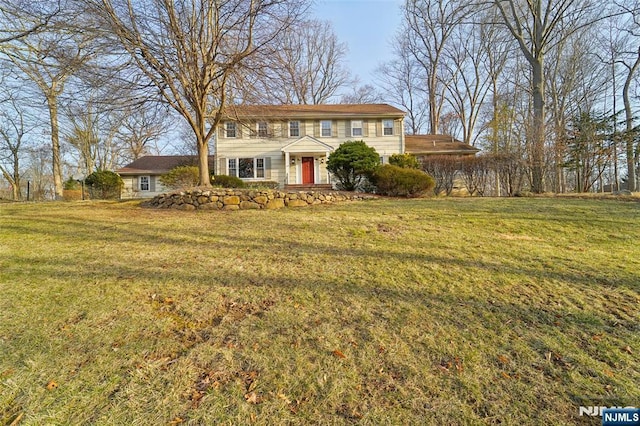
[404,135,480,155]
[223,104,405,120]
[116,155,215,175]
[281,136,335,153]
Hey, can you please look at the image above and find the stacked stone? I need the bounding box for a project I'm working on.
[142,189,370,210]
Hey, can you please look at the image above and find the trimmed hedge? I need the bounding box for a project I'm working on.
[372,164,434,197]
[211,175,245,188]
[160,166,200,189]
[85,170,123,200]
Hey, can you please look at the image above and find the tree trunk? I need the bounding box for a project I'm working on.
[46,93,64,199]
[530,18,545,194]
[622,47,640,192]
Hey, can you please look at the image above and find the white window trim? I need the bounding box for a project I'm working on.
[225,121,237,138]
[139,175,150,191]
[289,121,300,137]
[351,120,363,137]
[320,120,332,137]
[227,157,266,179]
[383,119,394,136]
[257,121,268,138]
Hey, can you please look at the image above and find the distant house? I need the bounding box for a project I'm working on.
[404,134,480,159]
[117,155,215,199]
[215,104,406,189]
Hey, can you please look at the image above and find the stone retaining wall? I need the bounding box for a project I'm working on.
[142,188,374,210]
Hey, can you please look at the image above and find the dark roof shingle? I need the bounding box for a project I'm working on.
[405,135,480,155]
[223,103,405,119]
[117,155,215,175]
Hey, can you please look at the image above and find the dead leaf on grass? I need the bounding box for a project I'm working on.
[169,417,183,425]
[622,345,632,354]
[46,380,58,390]
[277,392,292,405]
[604,369,615,378]
[497,355,509,364]
[592,334,603,341]
[244,391,261,404]
[332,349,346,359]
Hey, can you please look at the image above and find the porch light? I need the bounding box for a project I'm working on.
[291,158,296,165]
[320,158,325,164]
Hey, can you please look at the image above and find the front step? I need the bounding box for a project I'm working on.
[284,184,333,191]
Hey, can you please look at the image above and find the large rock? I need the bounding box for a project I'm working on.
[266,198,285,209]
[240,201,260,209]
[254,195,268,205]
[287,199,308,207]
[224,195,240,205]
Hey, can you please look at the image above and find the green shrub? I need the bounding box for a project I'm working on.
[84,170,123,200]
[326,140,380,191]
[211,175,245,188]
[64,177,81,190]
[371,164,434,197]
[160,166,199,190]
[389,153,420,169]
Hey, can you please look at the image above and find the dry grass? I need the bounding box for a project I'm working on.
[0,197,639,425]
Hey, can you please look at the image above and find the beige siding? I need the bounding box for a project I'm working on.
[215,116,404,187]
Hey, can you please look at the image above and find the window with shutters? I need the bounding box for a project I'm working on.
[383,119,394,135]
[225,122,237,138]
[321,120,332,137]
[351,120,363,137]
[257,122,268,137]
[289,121,300,137]
[139,176,150,191]
[228,158,266,179]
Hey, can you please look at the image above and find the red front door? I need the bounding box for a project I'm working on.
[302,157,315,184]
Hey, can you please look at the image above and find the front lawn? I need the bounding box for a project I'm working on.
[0,197,638,424]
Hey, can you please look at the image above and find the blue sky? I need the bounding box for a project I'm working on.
[311,0,404,87]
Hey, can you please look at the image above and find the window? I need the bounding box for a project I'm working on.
[238,158,254,178]
[228,158,266,179]
[321,120,332,137]
[383,119,394,136]
[289,121,300,137]
[225,121,237,138]
[139,176,150,191]
[351,120,363,137]
[257,122,268,138]
[256,158,265,178]
[228,158,237,177]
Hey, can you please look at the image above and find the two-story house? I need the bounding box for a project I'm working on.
[215,104,406,188]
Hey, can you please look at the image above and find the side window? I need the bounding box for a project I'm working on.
[139,176,150,191]
[383,119,394,135]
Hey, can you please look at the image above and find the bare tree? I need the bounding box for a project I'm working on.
[340,84,383,104]
[0,1,60,44]
[403,0,471,134]
[441,21,491,145]
[0,94,34,200]
[89,0,308,186]
[4,7,96,198]
[376,36,429,134]
[491,0,616,193]
[256,19,351,105]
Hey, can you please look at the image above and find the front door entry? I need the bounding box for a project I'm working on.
[302,157,315,184]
